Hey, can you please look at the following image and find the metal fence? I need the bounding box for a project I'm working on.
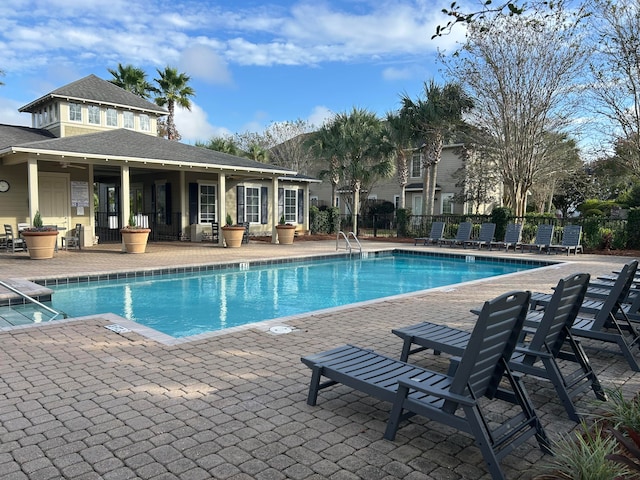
[339,212,629,250]
[95,211,183,243]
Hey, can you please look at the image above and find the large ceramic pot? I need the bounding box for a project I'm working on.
[120,228,151,253]
[22,230,59,260]
[276,225,296,245]
[221,226,245,248]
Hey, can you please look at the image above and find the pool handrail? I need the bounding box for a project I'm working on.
[0,279,67,321]
[336,231,362,254]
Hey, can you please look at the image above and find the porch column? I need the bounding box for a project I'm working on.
[27,157,39,222]
[121,165,130,252]
[304,185,310,233]
[272,176,279,244]
[218,173,226,246]
[179,170,187,238]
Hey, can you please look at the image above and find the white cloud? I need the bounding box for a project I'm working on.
[0,97,30,126]
[306,106,333,128]
[174,102,231,144]
[179,45,233,85]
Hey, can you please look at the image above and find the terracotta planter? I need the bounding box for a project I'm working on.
[276,225,296,245]
[22,230,59,260]
[221,226,245,248]
[120,228,151,253]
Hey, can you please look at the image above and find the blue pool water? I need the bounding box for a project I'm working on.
[49,252,540,338]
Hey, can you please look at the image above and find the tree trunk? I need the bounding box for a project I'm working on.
[353,182,360,234]
[428,163,438,215]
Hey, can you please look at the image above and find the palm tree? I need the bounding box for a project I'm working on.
[401,81,473,216]
[107,64,154,98]
[386,111,413,209]
[308,120,345,208]
[245,143,269,162]
[314,108,394,233]
[154,67,195,141]
[196,137,241,155]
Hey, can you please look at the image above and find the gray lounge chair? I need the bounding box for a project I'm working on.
[413,221,445,245]
[521,224,554,253]
[489,223,522,252]
[548,225,583,255]
[301,290,551,480]
[560,260,640,371]
[438,221,472,247]
[393,273,605,421]
[463,222,496,249]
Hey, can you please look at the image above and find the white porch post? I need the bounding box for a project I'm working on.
[27,157,39,222]
[179,170,187,240]
[272,176,279,244]
[218,173,226,246]
[121,165,130,251]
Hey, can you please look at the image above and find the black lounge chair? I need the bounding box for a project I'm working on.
[490,223,522,252]
[548,225,583,255]
[438,221,472,247]
[413,221,445,245]
[521,224,554,253]
[463,222,496,249]
[302,290,551,480]
[393,273,605,421]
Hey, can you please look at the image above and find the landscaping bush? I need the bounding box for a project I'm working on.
[491,206,512,243]
[310,206,340,234]
[396,208,410,237]
[627,208,640,249]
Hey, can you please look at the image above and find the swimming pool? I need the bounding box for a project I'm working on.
[48,251,543,338]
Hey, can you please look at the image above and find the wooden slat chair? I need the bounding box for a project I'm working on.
[489,223,522,252]
[3,224,27,253]
[62,223,82,250]
[393,273,605,421]
[521,224,554,253]
[463,222,496,249]
[438,221,472,248]
[302,291,551,480]
[548,225,583,255]
[413,221,445,246]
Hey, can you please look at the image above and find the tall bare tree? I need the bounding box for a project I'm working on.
[588,0,640,179]
[445,3,589,217]
[263,120,314,173]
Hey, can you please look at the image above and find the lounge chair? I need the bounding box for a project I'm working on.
[302,290,550,480]
[438,221,472,248]
[463,222,496,249]
[489,223,522,252]
[548,225,583,255]
[393,273,605,421]
[555,260,640,371]
[521,224,554,253]
[413,221,445,245]
[3,224,27,253]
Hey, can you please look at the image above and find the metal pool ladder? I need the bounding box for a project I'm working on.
[336,231,362,254]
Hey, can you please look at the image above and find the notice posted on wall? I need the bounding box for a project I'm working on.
[71,181,90,208]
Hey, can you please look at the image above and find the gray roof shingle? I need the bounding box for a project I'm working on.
[9,128,295,174]
[19,74,167,115]
[0,124,56,149]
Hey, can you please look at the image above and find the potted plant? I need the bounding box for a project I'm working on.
[120,215,151,253]
[221,214,245,248]
[276,215,296,245]
[21,211,60,259]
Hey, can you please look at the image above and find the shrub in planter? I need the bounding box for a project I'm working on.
[21,211,60,260]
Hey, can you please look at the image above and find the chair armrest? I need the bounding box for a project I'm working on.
[514,345,552,359]
[398,375,476,407]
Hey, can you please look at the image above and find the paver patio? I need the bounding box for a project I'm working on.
[0,240,638,479]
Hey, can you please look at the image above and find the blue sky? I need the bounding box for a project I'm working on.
[0,0,464,144]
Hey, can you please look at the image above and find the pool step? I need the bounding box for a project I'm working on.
[0,304,55,326]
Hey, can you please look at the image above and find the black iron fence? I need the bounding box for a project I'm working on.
[327,212,631,250]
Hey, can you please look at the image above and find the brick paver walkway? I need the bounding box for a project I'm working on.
[0,240,638,479]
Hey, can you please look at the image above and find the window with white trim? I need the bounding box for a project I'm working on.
[245,186,260,223]
[284,188,297,223]
[69,103,81,122]
[441,193,454,215]
[123,111,134,129]
[410,153,422,178]
[139,114,150,131]
[199,184,217,223]
[106,108,117,127]
[88,105,100,125]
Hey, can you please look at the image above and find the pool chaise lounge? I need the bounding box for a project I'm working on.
[301,290,551,480]
[413,221,445,245]
[392,272,606,422]
[438,221,473,248]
